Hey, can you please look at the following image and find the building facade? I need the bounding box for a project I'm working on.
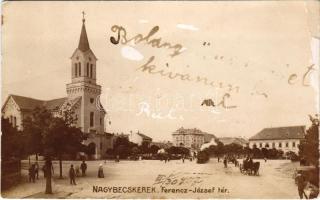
[2,16,110,159]
[172,127,216,150]
[249,126,305,153]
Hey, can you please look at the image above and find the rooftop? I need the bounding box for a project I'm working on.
[249,126,306,141]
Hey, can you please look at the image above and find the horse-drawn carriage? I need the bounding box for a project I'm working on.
[240,159,260,175]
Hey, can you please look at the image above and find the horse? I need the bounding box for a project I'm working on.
[240,160,260,176]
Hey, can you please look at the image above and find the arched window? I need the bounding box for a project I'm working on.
[78,62,81,76]
[75,63,78,77]
[13,116,17,127]
[87,63,89,77]
[90,112,94,127]
[90,64,93,78]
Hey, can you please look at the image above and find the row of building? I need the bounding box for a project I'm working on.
[171,126,305,154]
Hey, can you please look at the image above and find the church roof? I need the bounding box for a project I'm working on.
[71,18,97,60]
[5,94,67,111]
[78,20,90,52]
[42,97,68,111]
[249,126,305,141]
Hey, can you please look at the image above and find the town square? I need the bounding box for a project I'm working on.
[1,1,319,199]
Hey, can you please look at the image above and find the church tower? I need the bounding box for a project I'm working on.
[66,14,105,136]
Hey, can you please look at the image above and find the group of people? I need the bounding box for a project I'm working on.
[68,161,88,185]
[28,162,39,183]
[68,161,105,185]
[28,160,105,186]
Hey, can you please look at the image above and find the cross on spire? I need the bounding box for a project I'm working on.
[82,11,85,23]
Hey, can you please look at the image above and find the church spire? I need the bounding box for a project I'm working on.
[78,11,90,52]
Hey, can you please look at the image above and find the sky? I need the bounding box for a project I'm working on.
[2,1,319,141]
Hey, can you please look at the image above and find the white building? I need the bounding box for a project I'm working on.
[172,127,216,150]
[249,126,305,153]
[129,131,152,146]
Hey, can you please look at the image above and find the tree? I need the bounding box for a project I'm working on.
[23,106,85,193]
[299,114,319,167]
[139,141,150,154]
[1,117,24,160]
[113,137,137,158]
[149,145,160,154]
[131,146,140,156]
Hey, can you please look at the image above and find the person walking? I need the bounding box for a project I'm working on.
[28,164,36,183]
[69,164,76,185]
[182,155,185,163]
[34,162,39,179]
[80,160,87,177]
[223,157,227,168]
[295,172,307,199]
[98,164,104,178]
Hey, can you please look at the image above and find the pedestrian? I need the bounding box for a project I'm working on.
[182,155,185,163]
[98,164,104,178]
[28,164,36,183]
[295,171,307,199]
[218,156,220,162]
[34,162,39,179]
[264,157,267,162]
[223,157,227,168]
[80,160,87,177]
[69,164,76,185]
[115,155,120,162]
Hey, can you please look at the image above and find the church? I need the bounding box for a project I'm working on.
[1,15,112,159]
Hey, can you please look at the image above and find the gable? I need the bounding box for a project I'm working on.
[2,96,21,114]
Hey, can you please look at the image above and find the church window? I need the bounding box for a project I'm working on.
[90,64,93,78]
[90,98,94,104]
[75,63,78,76]
[90,112,94,127]
[100,117,102,125]
[87,63,89,77]
[13,117,17,127]
[78,62,81,76]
